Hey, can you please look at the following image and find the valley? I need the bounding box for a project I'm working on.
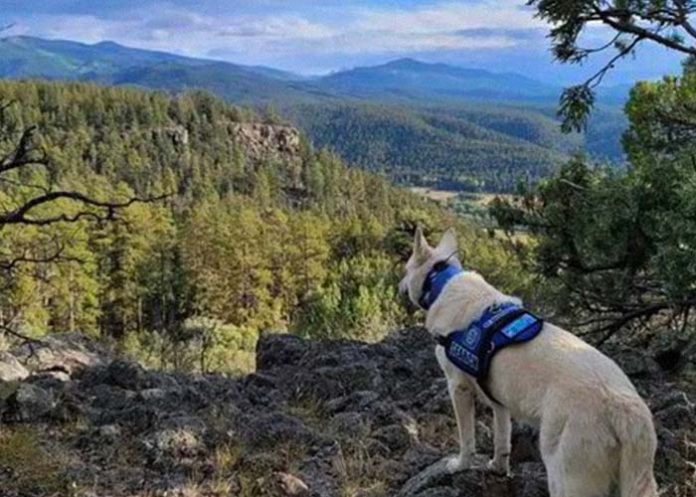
[0,35,627,192]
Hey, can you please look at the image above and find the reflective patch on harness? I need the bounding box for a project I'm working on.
[501,313,538,338]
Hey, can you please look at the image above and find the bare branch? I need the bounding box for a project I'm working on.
[0,323,45,345]
[0,239,85,272]
[0,125,49,174]
[0,191,169,226]
[594,9,696,56]
[528,0,696,128]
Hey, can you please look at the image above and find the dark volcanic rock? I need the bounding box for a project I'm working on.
[257,332,309,370]
[104,359,147,390]
[3,382,56,422]
[0,329,693,497]
[242,411,319,447]
[399,457,548,497]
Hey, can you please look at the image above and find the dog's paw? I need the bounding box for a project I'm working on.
[445,455,473,473]
[486,458,511,477]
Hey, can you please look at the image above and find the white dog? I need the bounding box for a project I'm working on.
[399,227,657,497]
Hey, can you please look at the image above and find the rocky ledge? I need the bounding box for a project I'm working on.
[231,123,302,165]
[0,329,693,497]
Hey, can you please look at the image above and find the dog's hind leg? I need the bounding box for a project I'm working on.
[562,459,614,497]
[487,404,511,476]
[551,417,617,497]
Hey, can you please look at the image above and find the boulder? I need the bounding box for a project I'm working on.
[104,359,147,390]
[97,424,122,442]
[242,412,318,448]
[272,472,310,497]
[11,333,109,376]
[256,332,309,370]
[0,328,690,497]
[329,411,371,438]
[143,427,204,462]
[0,351,29,400]
[0,351,29,383]
[4,382,56,421]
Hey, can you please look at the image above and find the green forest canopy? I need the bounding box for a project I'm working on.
[284,101,626,193]
[0,80,530,373]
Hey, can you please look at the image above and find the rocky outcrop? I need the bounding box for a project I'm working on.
[152,125,189,148]
[231,123,302,164]
[0,329,692,497]
[10,332,109,375]
[0,351,28,386]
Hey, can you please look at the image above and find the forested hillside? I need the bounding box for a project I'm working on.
[285,103,568,191]
[0,80,527,372]
[285,102,625,191]
[0,36,628,191]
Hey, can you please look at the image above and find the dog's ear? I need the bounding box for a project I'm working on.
[436,227,458,256]
[413,226,431,261]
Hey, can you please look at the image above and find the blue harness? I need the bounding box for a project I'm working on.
[419,262,544,403]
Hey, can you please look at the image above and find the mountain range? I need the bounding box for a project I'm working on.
[0,35,629,191]
[0,35,580,103]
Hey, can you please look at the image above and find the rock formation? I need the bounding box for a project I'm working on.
[0,329,693,496]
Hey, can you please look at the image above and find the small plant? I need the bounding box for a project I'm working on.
[213,441,244,475]
[336,439,388,497]
[286,395,329,430]
[0,427,68,494]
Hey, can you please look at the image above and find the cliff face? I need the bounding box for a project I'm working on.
[231,123,302,164]
[0,330,693,497]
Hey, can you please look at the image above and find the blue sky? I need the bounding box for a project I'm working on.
[4,0,684,84]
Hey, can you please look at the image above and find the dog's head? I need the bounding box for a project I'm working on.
[399,227,461,308]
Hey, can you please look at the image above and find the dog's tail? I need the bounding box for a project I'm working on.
[616,400,658,497]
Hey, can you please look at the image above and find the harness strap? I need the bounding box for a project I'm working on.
[435,332,500,404]
[475,307,529,405]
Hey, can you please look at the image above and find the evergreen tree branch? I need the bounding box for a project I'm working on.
[528,0,696,129]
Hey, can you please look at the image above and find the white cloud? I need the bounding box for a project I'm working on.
[19,1,545,67]
[27,15,128,44]
[217,16,334,40]
[354,1,543,34]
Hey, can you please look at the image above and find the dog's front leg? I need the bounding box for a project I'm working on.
[487,404,511,476]
[446,380,476,473]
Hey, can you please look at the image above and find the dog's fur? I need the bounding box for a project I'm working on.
[400,228,658,497]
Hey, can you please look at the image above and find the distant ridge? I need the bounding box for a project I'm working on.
[315,57,560,103]
[0,35,304,83]
[0,36,628,188]
[0,36,566,103]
